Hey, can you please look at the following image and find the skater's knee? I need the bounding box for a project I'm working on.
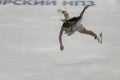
[79,28,89,34]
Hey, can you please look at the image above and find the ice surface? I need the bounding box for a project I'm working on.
[0,5,120,80]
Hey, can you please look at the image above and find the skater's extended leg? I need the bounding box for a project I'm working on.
[57,8,69,20]
[62,10,69,20]
[79,28,97,39]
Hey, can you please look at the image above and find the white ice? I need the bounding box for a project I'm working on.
[0,4,120,80]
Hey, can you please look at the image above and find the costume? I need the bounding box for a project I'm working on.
[65,20,85,36]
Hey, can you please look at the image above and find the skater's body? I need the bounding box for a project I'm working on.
[58,5,101,51]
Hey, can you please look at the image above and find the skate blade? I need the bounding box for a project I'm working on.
[100,32,102,44]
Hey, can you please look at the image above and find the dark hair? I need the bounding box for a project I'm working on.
[62,17,80,28]
[62,21,70,28]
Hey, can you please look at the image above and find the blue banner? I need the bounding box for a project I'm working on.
[0,0,95,6]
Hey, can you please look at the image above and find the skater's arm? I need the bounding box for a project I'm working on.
[79,5,90,20]
[59,27,64,51]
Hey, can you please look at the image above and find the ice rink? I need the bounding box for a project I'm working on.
[0,1,120,80]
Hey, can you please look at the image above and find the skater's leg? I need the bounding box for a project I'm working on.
[79,28,97,39]
[62,11,69,20]
[57,8,69,20]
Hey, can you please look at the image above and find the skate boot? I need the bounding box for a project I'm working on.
[96,33,102,44]
[57,8,67,13]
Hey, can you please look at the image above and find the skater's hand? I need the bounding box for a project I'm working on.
[85,5,90,9]
[60,45,64,51]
